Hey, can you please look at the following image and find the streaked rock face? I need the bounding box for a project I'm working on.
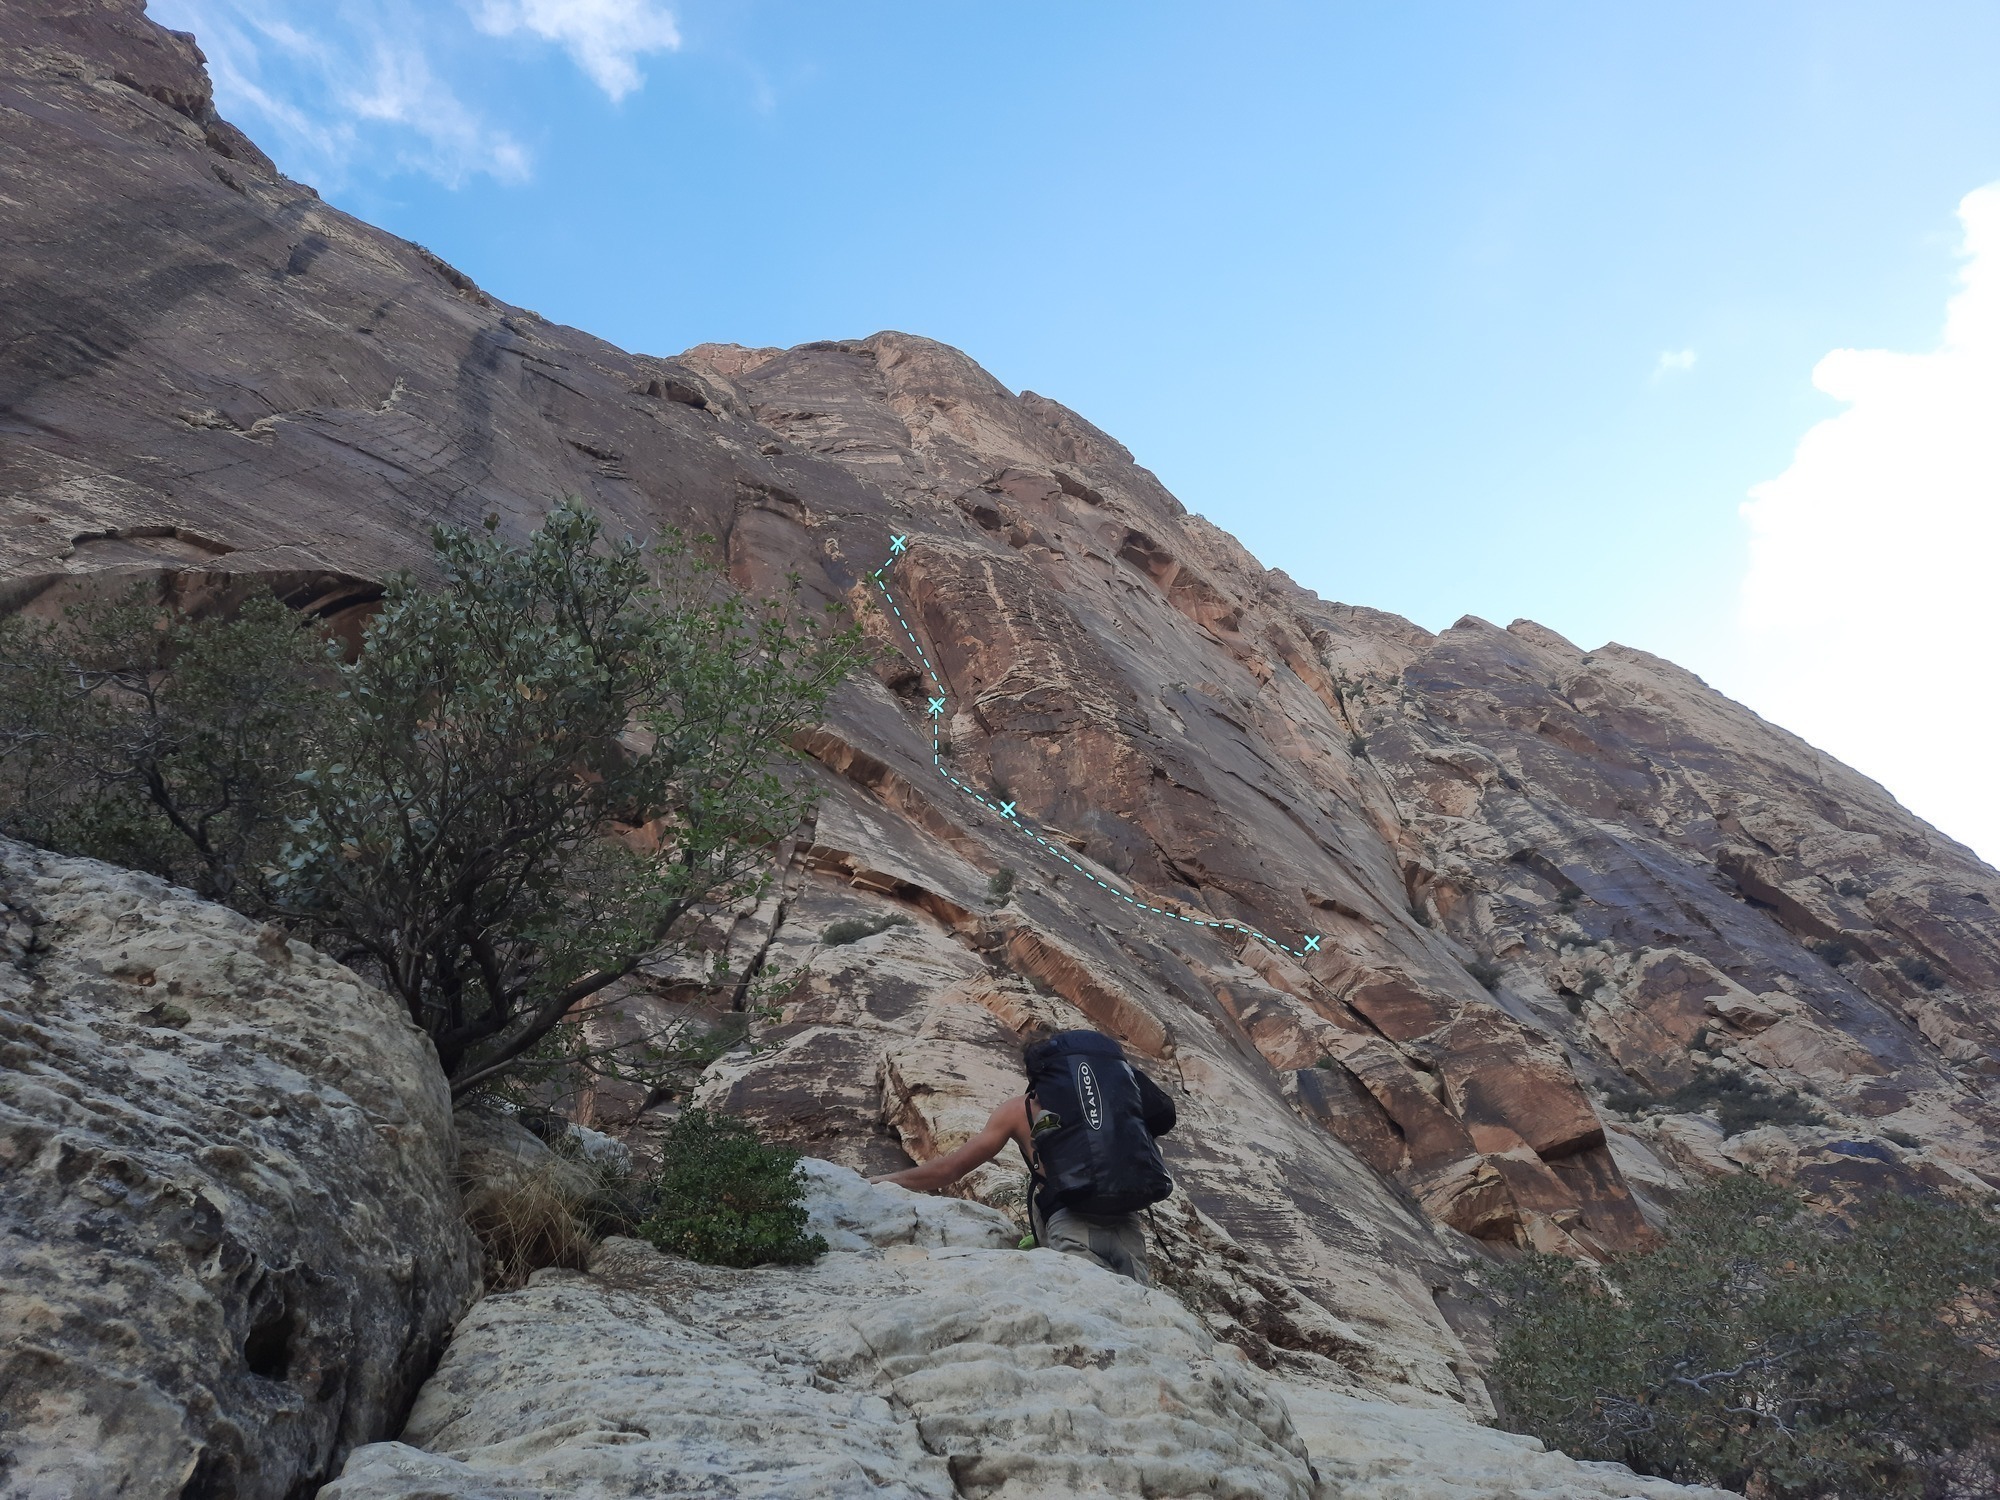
[0,840,479,1498]
[4,0,1996,1425]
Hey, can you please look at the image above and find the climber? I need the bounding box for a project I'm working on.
[872,1029,1177,1285]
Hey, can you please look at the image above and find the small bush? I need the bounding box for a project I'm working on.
[820,912,910,947]
[1347,733,1370,760]
[1809,938,1852,967]
[1563,993,1583,1016]
[986,866,1016,903]
[1464,959,1503,990]
[638,1108,826,1268]
[1884,1127,1923,1150]
[1491,1176,2000,1498]
[1897,954,1947,991]
[1576,971,1607,998]
[1680,1069,1821,1135]
[1600,1068,1822,1136]
[1835,876,1868,898]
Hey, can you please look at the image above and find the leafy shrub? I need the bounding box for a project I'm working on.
[1602,1086,1653,1116]
[1347,733,1370,760]
[1576,970,1607,997]
[0,592,329,906]
[637,1109,827,1268]
[1835,876,1868,898]
[1563,993,1583,1016]
[1464,959,1503,990]
[2,502,862,1099]
[1491,1176,2000,1498]
[986,866,1016,903]
[1884,1127,1923,1150]
[1601,1068,1822,1136]
[1897,954,1947,991]
[1809,938,1852,967]
[820,913,910,947]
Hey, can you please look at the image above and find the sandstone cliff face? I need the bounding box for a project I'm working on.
[0,841,479,1497]
[4,0,1997,1424]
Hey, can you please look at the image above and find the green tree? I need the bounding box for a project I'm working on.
[637,1108,826,1267]
[278,501,861,1095]
[0,590,327,905]
[1490,1175,2000,1497]
[2,502,862,1099]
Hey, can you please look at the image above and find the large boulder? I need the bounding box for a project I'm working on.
[0,841,479,1498]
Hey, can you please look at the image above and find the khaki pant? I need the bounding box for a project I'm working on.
[1031,1201,1153,1286]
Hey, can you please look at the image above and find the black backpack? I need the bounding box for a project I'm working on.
[1023,1030,1177,1218]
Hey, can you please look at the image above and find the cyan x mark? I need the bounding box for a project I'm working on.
[890,534,908,554]
[927,696,947,717]
[998,801,1017,819]
[1303,934,1322,953]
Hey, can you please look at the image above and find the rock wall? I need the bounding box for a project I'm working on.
[0,841,479,1497]
[3,0,1996,1428]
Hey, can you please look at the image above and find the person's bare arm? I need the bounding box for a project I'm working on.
[872,1097,1027,1193]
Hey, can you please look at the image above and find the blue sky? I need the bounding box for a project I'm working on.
[149,1,2000,859]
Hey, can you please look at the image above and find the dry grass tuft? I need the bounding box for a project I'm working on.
[465,1157,598,1292]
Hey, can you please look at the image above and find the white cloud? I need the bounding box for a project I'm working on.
[1737,182,2000,863]
[343,33,532,184]
[471,0,680,101]
[148,0,684,185]
[1653,347,1697,377]
[149,0,531,185]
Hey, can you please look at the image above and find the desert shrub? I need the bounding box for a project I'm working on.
[1809,938,1852,967]
[1884,1127,1923,1150]
[1835,877,1868,898]
[282,503,860,1095]
[987,866,1016,903]
[1563,993,1584,1016]
[0,591,329,906]
[820,912,910,946]
[1576,970,1607,996]
[1601,1068,1822,1136]
[637,1108,826,1268]
[1896,954,1947,991]
[2,502,862,1099]
[1602,1086,1653,1116]
[1464,958,1503,990]
[1347,732,1370,760]
[1491,1175,2000,1498]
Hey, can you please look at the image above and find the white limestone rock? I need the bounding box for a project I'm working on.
[801,1156,1017,1251]
[330,1167,1316,1499]
[0,840,480,1499]
[330,1165,1730,1500]
[1277,1382,1738,1500]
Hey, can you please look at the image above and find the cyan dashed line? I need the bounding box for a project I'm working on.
[870,537,1319,961]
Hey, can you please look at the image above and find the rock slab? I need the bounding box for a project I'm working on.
[0,840,479,1499]
[329,1166,1727,1500]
